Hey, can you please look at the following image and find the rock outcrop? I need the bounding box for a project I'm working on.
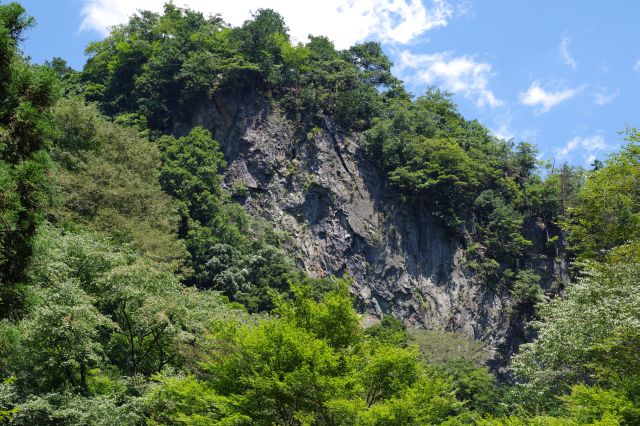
[179,91,569,367]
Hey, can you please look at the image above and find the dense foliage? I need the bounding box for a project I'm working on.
[50,97,186,268]
[156,127,302,311]
[81,4,402,135]
[507,131,640,421]
[564,130,640,262]
[0,3,58,316]
[77,4,585,315]
[0,2,638,424]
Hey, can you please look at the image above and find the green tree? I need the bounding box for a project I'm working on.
[473,189,532,265]
[25,226,234,381]
[561,385,638,425]
[511,257,640,410]
[356,375,461,426]
[144,375,249,425]
[158,127,296,310]
[276,279,361,349]
[144,282,466,425]
[51,97,186,268]
[0,3,58,316]
[356,345,422,407]
[389,136,481,229]
[15,280,112,394]
[6,392,142,426]
[510,269,543,309]
[231,9,289,86]
[566,130,640,261]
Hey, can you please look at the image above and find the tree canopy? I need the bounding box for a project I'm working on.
[0,3,639,425]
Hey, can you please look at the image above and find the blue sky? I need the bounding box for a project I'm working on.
[15,0,640,166]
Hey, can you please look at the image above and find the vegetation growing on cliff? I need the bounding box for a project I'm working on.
[76,4,589,315]
[0,3,638,424]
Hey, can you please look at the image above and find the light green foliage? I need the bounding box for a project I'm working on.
[441,361,503,416]
[478,385,637,425]
[100,261,234,380]
[146,282,464,425]
[409,329,490,367]
[276,279,361,349]
[230,180,249,198]
[27,225,133,291]
[0,224,236,424]
[476,416,580,425]
[27,227,234,380]
[511,258,640,410]
[100,259,193,378]
[144,375,249,425]
[203,317,343,424]
[561,385,638,425]
[566,129,640,261]
[15,279,112,393]
[8,392,142,426]
[408,330,500,415]
[0,378,18,422]
[364,316,410,347]
[186,284,355,423]
[51,97,186,269]
[356,376,461,425]
[357,344,422,407]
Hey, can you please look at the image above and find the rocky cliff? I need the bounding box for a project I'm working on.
[178,91,569,367]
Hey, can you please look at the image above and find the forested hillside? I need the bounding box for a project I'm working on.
[0,3,638,424]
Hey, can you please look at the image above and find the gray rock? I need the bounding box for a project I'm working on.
[178,92,568,369]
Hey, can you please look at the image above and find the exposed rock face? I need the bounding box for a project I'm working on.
[179,91,568,367]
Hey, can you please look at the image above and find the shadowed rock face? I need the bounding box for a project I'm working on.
[178,91,568,368]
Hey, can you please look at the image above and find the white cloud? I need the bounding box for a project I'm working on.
[490,120,540,144]
[489,113,515,140]
[397,50,503,108]
[556,134,606,163]
[519,81,581,114]
[634,59,640,73]
[593,88,620,105]
[559,32,576,69]
[491,122,514,140]
[79,0,453,49]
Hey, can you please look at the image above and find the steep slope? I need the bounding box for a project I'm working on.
[76,5,571,368]
[178,90,569,366]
